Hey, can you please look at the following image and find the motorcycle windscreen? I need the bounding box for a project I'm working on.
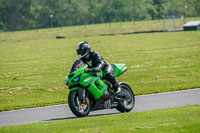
[69,60,84,73]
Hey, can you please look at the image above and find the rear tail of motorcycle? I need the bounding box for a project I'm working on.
[112,64,127,77]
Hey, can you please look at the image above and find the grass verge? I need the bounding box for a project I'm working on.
[0,105,199,133]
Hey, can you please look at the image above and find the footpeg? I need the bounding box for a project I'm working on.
[114,87,121,95]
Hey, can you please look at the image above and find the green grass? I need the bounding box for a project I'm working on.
[0,105,199,133]
[0,18,200,111]
[0,17,199,41]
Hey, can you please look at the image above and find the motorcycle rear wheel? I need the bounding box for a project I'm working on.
[116,82,135,112]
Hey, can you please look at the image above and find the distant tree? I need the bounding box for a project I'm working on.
[125,0,157,21]
[188,0,200,17]
[0,0,32,31]
[161,0,198,18]
[0,0,199,31]
[152,0,165,19]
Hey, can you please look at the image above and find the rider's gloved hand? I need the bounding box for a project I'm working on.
[89,68,97,73]
[85,68,99,73]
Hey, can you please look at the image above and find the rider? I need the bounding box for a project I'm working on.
[76,41,121,94]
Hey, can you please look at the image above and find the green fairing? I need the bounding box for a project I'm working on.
[65,63,127,100]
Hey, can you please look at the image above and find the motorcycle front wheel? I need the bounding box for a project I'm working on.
[68,90,91,117]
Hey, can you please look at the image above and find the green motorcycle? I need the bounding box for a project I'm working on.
[65,60,135,117]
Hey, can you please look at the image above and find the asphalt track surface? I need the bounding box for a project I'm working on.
[0,88,200,127]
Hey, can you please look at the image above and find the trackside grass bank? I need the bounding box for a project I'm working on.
[0,105,199,133]
[0,17,199,41]
[0,19,200,111]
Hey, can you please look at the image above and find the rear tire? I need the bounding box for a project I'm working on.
[116,82,135,112]
[68,91,91,117]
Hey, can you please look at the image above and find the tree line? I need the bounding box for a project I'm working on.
[0,0,199,31]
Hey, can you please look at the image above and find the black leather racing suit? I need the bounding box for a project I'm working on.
[81,51,119,89]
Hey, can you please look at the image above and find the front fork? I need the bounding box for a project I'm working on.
[77,88,86,104]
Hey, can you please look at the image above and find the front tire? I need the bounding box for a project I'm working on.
[68,91,91,117]
[116,82,135,112]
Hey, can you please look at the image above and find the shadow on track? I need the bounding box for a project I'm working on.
[44,112,121,122]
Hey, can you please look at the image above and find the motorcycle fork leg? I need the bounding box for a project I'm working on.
[77,88,86,104]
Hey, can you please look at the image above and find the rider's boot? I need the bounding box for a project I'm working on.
[113,83,121,95]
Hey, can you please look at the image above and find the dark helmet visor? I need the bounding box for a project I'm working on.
[77,49,87,56]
